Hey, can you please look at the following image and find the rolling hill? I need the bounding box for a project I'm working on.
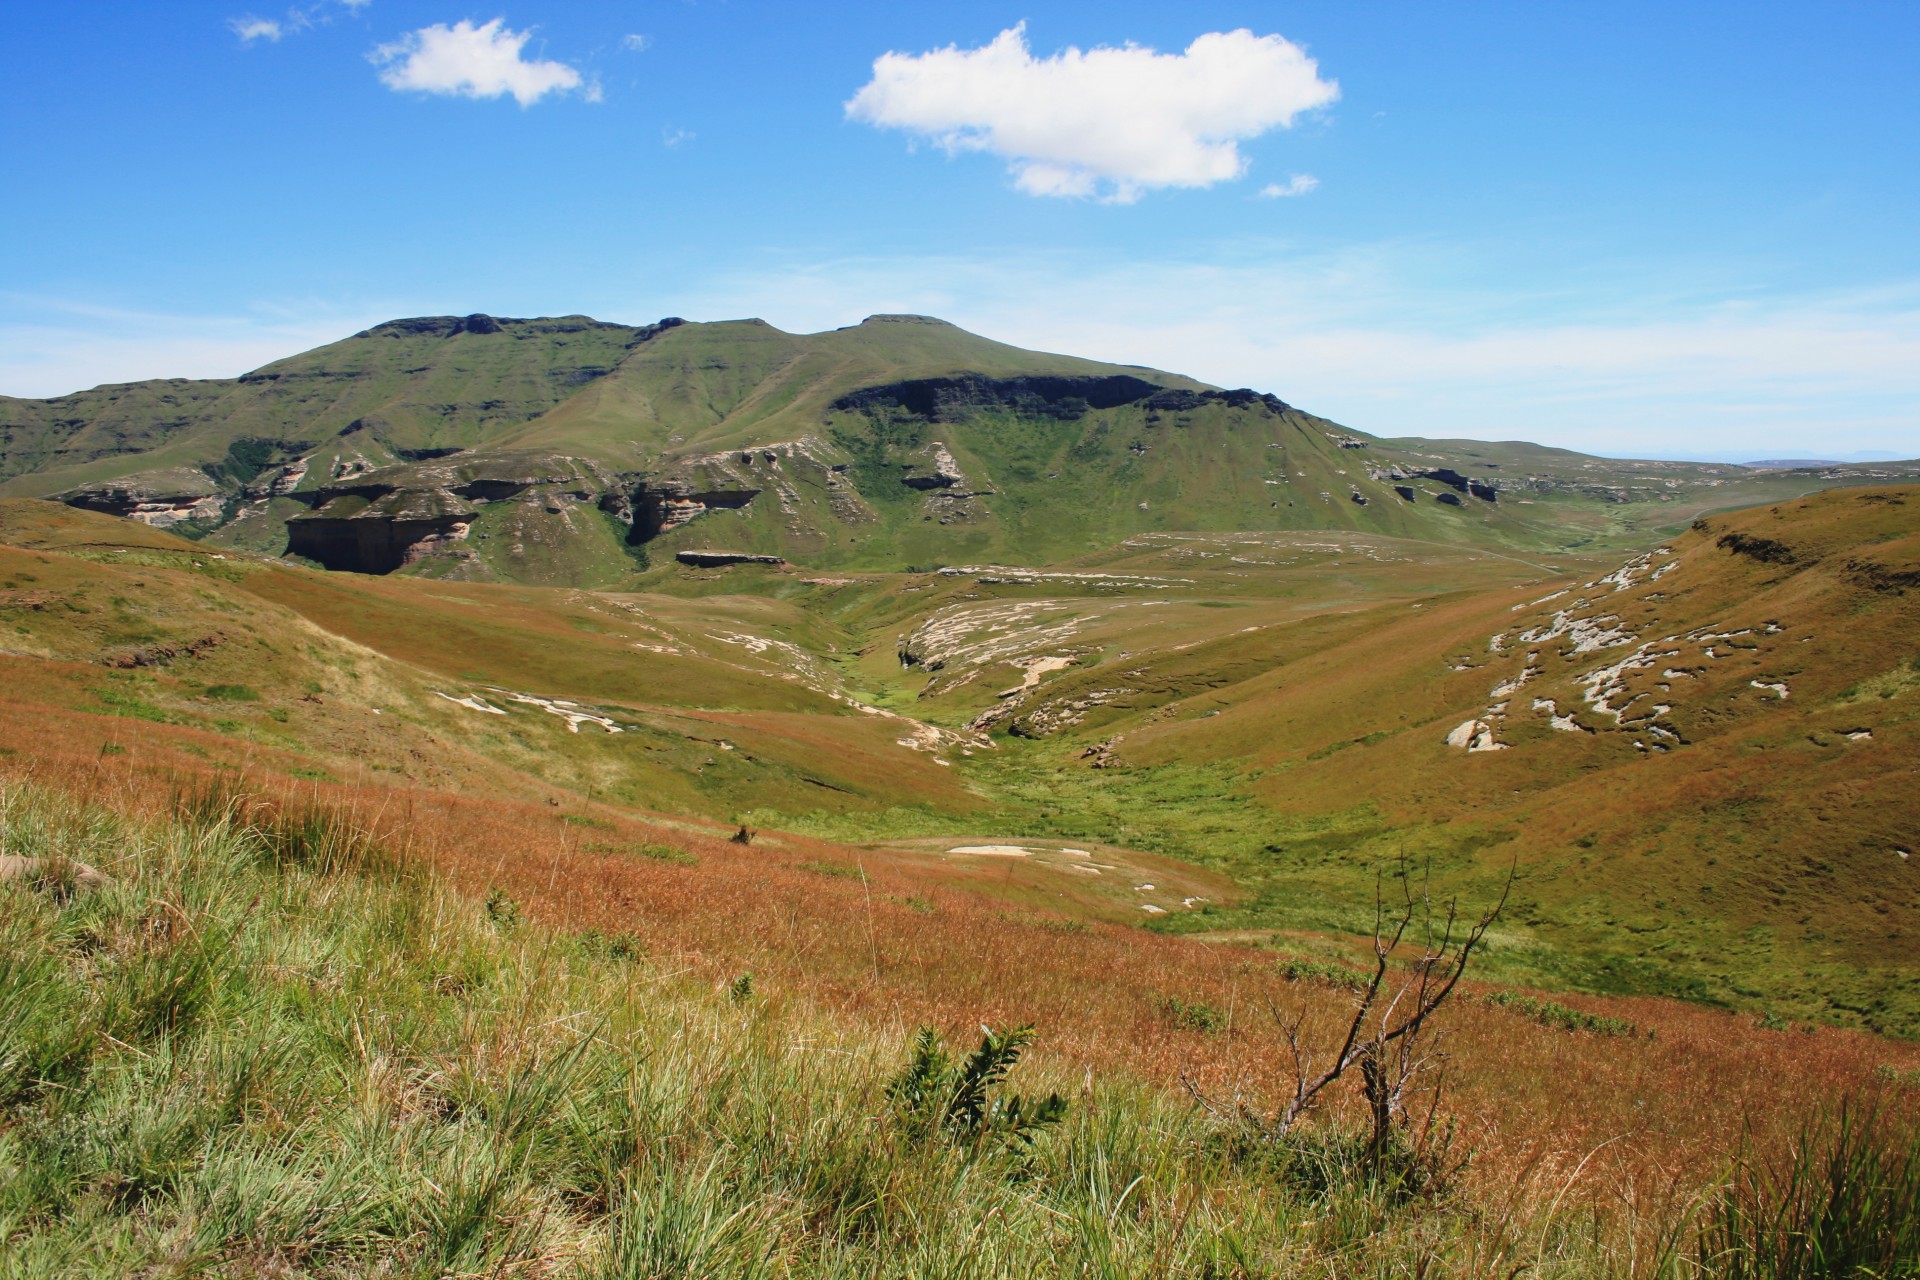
[873,487,1919,1029]
[0,483,1914,1031]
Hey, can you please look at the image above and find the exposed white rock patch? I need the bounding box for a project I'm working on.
[124,495,227,529]
[1577,643,1658,724]
[675,436,848,525]
[905,599,1092,673]
[951,845,1033,857]
[435,692,507,716]
[1751,680,1790,699]
[1513,589,1570,612]
[1004,688,1132,736]
[1532,698,1589,733]
[1490,664,1539,699]
[895,723,944,752]
[706,630,836,685]
[1848,730,1874,742]
[994,654,1077,699]
[1446,719,1506,751]
[500,692,622,734]
[1516,606,1637,654]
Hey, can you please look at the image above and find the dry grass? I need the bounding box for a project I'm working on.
[9,728,1917,1240]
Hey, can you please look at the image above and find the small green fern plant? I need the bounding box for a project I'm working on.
[885,1024,1067,1150]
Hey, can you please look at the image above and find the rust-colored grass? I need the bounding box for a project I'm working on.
[11,700,1917,1225]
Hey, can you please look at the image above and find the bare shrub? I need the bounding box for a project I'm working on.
[1187,861,1509,1187]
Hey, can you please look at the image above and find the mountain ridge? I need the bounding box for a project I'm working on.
[5,312,1915,581]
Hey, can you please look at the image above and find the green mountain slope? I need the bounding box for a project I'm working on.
[4,312,1914,582]
[0,314,667,499]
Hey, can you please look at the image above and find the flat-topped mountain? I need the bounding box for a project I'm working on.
[4,312,1912,581]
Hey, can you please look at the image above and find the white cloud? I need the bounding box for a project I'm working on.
[622,33,649,52]
[846,23,1338,203]
[1259,174,1319,198]
[661,127,694,148]
[230,16,284,42]
[371,18,585,107]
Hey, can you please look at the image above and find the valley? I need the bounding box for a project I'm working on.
[1,467,1913,1032]
[3,314,1917,1276]
[3,317,1915,1034]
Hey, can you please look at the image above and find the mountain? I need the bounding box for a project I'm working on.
[6,313,1912,583]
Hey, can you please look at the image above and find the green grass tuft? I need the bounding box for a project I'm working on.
[1697,1102,1920,1279]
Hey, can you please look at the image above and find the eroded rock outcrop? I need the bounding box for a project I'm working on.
[900,442,967,491]
[832,373,1166,422]
[286,451,613,573]
[676,550,786,567]
[1418,469,1499,502]
[632,481,762,538]
[57,467,227,529]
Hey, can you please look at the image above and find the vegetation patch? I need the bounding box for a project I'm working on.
[800,858,866,880]
[1156,995,1229,1033]
[1480,990,1638,1037]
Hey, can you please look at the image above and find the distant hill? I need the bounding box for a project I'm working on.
[4,312,1914,581]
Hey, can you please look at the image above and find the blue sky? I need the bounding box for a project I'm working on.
[4,1,1916,460]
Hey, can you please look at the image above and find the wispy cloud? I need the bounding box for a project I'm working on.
[371,18,585,107]
[846,23,1337,203]
[622,34,649,53]
[228,1,365,45]
[230,15,284,43]
[661,127,694,148]
[1259,174,1319,198]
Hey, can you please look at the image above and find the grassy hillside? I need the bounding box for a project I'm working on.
[3,490,1916,1034]
[0,781,1324,1277]
[0,316,667,501]
[0,500,982,823]
[7,485,1920,1271]
[494,313,1206,463]
[797,487,1918,1031]
[5,779,1920,1277]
